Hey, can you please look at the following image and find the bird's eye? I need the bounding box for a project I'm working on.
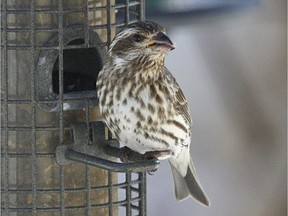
[132,34,143,42]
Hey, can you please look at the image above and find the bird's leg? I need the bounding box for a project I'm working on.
[142,150,173,160]
[120,146,133,163]
[143,150,173,175]
[120,147,172,174]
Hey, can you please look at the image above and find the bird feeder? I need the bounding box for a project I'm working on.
[1,0,158,215]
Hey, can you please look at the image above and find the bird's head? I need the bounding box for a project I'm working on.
[108,21,175,62]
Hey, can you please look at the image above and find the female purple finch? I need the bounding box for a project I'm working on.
[97,21,210,206]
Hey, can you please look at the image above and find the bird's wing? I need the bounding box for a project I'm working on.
[164,67,192,126]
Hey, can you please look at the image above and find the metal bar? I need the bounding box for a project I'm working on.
[3,97,97,104]
[1,21,132,32]
[85,101,91,215]
[126,172,132,216]
[0,43,106,49]
[84,0,89,47]
[125,0,130,25]
[2,8,89,13]
[58,0,65,215]
[0,153,54,158]
[108,170,113,216]
[139,172,147,216]
[113,196,141,207]
[2,126,61,131]
[63,148,159,173]
[1,203,113,212]
[115,1,141,9]
[4,180,133,193]
[107,0,112,45]
[30,0,37,215]
[140,0,145,20]
[1,0,9,215]
[0,3,142,14]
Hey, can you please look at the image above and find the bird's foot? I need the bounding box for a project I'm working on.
[142,150,173,160]
[120,146,133,163]
[142,150,173,175]
[120,148,172,174]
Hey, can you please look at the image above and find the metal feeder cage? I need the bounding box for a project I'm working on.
[1,0,159,215]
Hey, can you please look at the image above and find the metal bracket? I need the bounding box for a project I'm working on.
[56,121,160,173]
[35,28,107,112]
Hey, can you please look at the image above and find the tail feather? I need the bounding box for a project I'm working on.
[169,156,210,206]
[170,163,190,200]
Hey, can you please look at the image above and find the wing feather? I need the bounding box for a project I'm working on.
[164,68,192,126]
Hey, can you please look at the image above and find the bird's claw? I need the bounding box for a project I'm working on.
[120,146,133,163]
[120,147,172,175]
[142,150,173,175]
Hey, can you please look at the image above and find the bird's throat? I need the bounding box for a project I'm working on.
[133,55,165,81]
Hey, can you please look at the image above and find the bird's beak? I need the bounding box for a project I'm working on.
[148,32,175,53]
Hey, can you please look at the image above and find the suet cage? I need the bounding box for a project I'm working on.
[1,0,159,215]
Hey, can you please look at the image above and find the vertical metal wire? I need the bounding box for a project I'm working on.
[84,1,92,214]
[140,0,145,20]
[108,171,113,216]
[126,172,132,216]
[1,0,9,214]
[107,0,112,45]
[58,0,65,215]
[125,0,130,25]
[84,0,89,46]
[85,101,91,216]
[30,0,37,215]
[139,172,147,216]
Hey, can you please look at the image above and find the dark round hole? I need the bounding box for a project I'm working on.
[52,39,103,94]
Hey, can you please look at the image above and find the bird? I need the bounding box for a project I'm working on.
[96,20,210,206]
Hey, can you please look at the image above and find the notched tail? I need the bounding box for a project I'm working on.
[169,158,210,206]
[185,160,210,206]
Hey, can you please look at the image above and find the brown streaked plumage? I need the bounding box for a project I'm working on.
[96,20,210,206]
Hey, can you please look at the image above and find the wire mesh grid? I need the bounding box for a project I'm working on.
[1,0,146,215]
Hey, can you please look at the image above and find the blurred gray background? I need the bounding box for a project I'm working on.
[145,0,287,215]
